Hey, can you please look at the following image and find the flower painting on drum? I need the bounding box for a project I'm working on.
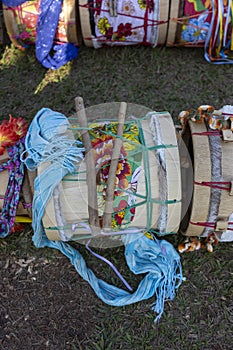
[181,0,212,45]
[92,0,159,46]
[82,121,142,230]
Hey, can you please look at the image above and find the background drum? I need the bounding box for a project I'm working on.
[78,0,180,47]
[180,114,233,241]
[2,0,81,49]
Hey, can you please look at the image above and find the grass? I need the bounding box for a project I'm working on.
[0,43,233,350]
[1,44,233,121]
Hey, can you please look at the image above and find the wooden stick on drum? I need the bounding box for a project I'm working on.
[75,96,100,234]
[109,0,117,17]
[102,102,127,231]
[109,0,114,17]
[113,0,117,17]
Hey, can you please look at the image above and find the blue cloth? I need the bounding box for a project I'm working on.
[23,108,184,322]
[35,0,78,69]
[1,0,25,5]
[1,0,79,69]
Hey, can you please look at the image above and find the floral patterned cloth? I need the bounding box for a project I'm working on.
[181,0,212,44]
[78,121,143,230]
[88,0,159,47]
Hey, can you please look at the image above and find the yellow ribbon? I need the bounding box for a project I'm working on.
[15,216,32,223]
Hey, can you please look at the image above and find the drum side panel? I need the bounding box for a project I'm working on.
[60,160,89,222]
[64,0,80,44]
[158,113,182,233]
[3,4,21,48]
[167,0,180,45]
[79,0,93,47]
[218,141,233,220]
[132,119,160,229]
[185,121,211,236]
[37,162,61,240]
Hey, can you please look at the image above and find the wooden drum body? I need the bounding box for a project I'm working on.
[39,105,182,243]
[159,0,180,46]
[180,115,233,241]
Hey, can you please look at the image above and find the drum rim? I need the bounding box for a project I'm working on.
[183,120,212,237]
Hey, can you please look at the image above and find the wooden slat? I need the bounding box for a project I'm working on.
[158,112,182,233]
[65,0,81,45]
[132,118,160,228]
[185,121,212,236]
[217,139,233,234]
[167,0,180,45]
[79,0,93,47]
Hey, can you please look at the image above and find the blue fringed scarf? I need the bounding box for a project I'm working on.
[22,108,184,323]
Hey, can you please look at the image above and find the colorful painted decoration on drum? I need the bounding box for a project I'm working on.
[181,11,210,43]
[181,0,211,45]
[2,0,79,69]
[76,121,142,229]
[79,0,160,47]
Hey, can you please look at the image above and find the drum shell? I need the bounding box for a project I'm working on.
[180,120,233,238]
[39,107,182,241]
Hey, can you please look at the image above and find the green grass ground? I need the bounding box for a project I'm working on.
[0,44,233,350]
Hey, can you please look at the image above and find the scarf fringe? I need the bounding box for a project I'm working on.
[25,108,183,322]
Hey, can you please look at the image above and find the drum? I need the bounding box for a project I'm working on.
[177,0,212,47]
[78,0,233,64]
[179,107,233,241]
[39,103,182,244]
[78,0,180,47]
[2,0,81,49]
